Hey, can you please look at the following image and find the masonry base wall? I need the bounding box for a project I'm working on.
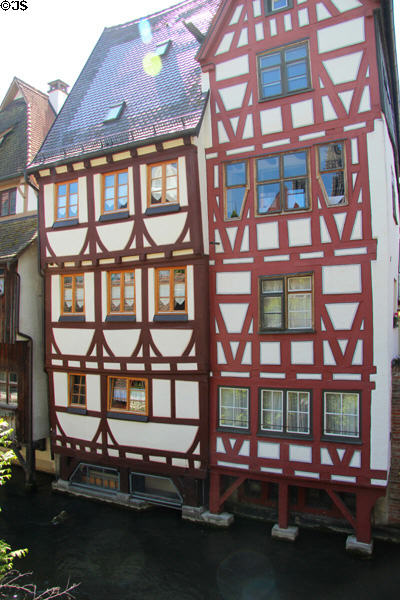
[388,365,400,524]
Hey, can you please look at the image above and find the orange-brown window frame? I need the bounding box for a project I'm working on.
[61,274,85,315]
[107,376,148,416]
[107,270,136,315]
[55,180,78,221]
[155,266,187,315]
[68,373,86,407]
[147,160,179,207]
[102,170,129,214]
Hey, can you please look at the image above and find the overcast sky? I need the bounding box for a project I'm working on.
[0,0,399,101]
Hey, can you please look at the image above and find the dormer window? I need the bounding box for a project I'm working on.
[104,102,125,123]
[0,188,16,217]
[0,127,12,146]
[264,0,293,14]
[155,40,171,56]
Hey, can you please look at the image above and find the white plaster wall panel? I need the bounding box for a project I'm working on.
[152,379,171,418]
[316,3,332,21]
[86,375,101,412]
[336,449,345,461]
[27,185,37,211]
[323,52,363,85]
[97,221,133,252]
[53,372,68,407]
[230,341,239,360]
[101,272,107,321]
[178,158,188,208]
[260,342,281,365]
[218,121,229,144]
[217,342,227,364]
[109,421,198,452]
[84,272,95,322]
[93,174,102,220]
[219,303,248,334]
[175,380,199,420]
[15,187,24,213]
[238,28,249,47]
[298,8,309,27]
[104,330,141,357]
[44,183,55,228]
[325,303,359,329]
[187,265,195,321]
[135,268,142,322]
[226,227,238,250]
[351,139,359,165]
[258,441,280,460]
[358,86,371,113]
[284,14,292,31]
[78,177,88,223]
[150,329,192,357]
[241,226,250,252]
[216,271,251,295]
[201,72,210,93]
[58,413,100,441]
[322,96,337,121]
[214,229,224,253]
[51,275,61,321]
[242,342,252,365]
[215,32,234,55]
[53,329,95,356]
[333,213,346,239]
[214,165,219,188]
[320,216,332,243]
[219,83,248,111]
[239,440,250,456]
[320,448,333,465]
[352,340,363,365]
[322,264,362,294]
[349,451,361,468]
[257,221,279,250]
[260,107,283,135]
[291,100,314,129]
[243,114,254,139]
[255,23,264,41]
[229,4,243,25]
[291,341,314,365]
[338,340,348,354]
[317,18,365,54]
[331,0,362,11]
[140,164,147,213]
[339,90,354,113]
[288,218,312,247]
[323,341,336,365]
[270,19,277,37]
[253,0,261,17]
[230,117,239,135]
[47,228,87,257]
[289,445,312,463]
[144,213,187,246]
[216,55,249,82]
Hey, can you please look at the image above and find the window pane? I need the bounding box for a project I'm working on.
[262,296,283,328]
[257,156,280,182]
[226,162,246,187]
[286,59,308,92]
[166,162,177,176]
[288,276,311,292]
[321,172,345,205]
[219,387,248,428]
[110,378,127,410]
[272,0,289,8]
[319,144,344,171]
[261,389,283,431]
[283,152,307,178]
[128,380,146,414]
[262,279,283,293]
[285,45,307,62]
[58,184,67,197]
[284,179,307,210]
[260,52,281,69]
[325,392,340,413]
[261,67,282,97]
[257,183,281,214]
[287,293,312,328]
[226,187,246,218]
[151,166,162,179]
[118,172,128,185]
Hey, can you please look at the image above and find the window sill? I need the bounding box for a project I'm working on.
[106,315,136,322]
[99,210,129,222]
[52,218,79,229]
[67,406,87,415]
[107,411,148,422]
[153,314,188,322]
[257,430,312,441]
[59,315,85,322]
[321,435,361,445]
[216,426,250,435]
[258,328,314,335]
[258,87,313,103]
[0,403,17,412]
[145,204,180,216]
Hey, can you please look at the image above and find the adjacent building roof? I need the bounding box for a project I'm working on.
[0,215,37,261]
[31,0,221,168]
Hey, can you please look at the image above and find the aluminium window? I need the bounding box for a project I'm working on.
[318,143,346,206]
[260,389,310,435]
[155,267,186,315]
[218,386,249,430]
[148,161,178,207]
[256,150,309,214]
[108,271,135,315]
[260,274,313,332]
[224,160,248,220]
[56,181,78,221]
[108,376,148,416]
[258,41,311,100]
[102,171,128,213]
[264,0,293,14]
[0,188,16,217]
[69,374,86,407]
[323,391,360,439]
[0,371,18,406]
[61,274,85,315]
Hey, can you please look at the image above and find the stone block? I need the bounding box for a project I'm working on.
[182,505,206,523]
[201,511,234,527]
[345,535,373,557]
[271,524,299,542]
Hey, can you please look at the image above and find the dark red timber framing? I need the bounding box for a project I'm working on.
[198,0,400,552]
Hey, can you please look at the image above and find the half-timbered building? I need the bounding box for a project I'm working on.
[0,78,56,480]
[198,0,400,553]
[29,0,220,511]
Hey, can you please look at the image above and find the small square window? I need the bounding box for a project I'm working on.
[61,274,85,315]
[260,274,313,332]
[260,389,311,435]
[323,391,360,439]
[0,188,16,217]
[317,143,346,206]
[218,386,249,430]
[55,181,78,221]
[258,41,310,100]
[264,0,293,14]
[102,171,128,213]
[108,377,148,416]
[155,267,186,315]
[148,161,179,207]
[69,374,86,407]
[224,160,248,220]
[108,271,135,315]
[104,103,125,122]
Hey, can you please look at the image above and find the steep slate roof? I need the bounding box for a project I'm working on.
[0,215,37,261]
[0,98,27,181]
[31,0,221,168]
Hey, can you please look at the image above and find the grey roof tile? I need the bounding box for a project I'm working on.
[0,215,37,260]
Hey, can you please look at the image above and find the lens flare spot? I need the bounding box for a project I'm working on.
[143,53,162,77]
[139,19,152,44]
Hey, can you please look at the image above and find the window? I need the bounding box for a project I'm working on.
[155,40,171,56]
[56,181,78,221]
[0,371,18,405]
[108,271,135,315]
[108,377,148,416]
[260,389,310,435]
[148,161,178,206]
[256,151,308,214]
[318,143,346,206]
[264,0,293,14]
[61,274,84,315]
[69,374,86,407]
[102,171,128,213]
[260,274,313,331]
[258,41,310,100]
[70,463,119,493]
[0,188,16,217]
[0,270,4,295]
[218,386,249,430]
[130,473,182,507]
[155,267,186,315]
[323,391,360,438]
[224,161,248,220]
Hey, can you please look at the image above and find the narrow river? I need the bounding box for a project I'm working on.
[0,469,399,599]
